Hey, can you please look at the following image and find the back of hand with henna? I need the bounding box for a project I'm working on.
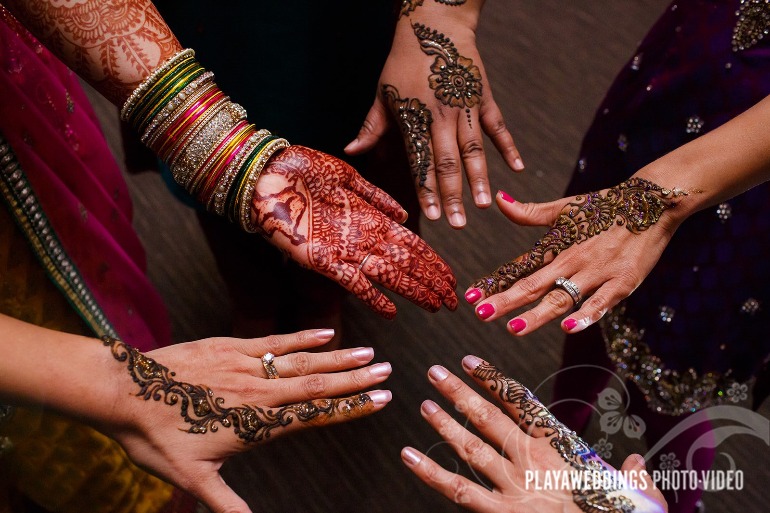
[473,178,689,295]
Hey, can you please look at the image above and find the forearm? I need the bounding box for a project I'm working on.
[0,313,122,428]
[636,94,770,222]
[399,0,484,28]
[3,0,182,105]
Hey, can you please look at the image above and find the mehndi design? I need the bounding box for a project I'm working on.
[473,362,635,513]
[104,337,373,443]
[412,23,482,127]
[472,177,689,295]
[400,0,424,17]
[382,84,433,188]
[435,0,467,4]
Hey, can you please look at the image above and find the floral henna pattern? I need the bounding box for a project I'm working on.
[381,84,433,188]
[4,0,181,104]
[400,0,424,18]
[473,177,689,295]
[104,336,373,443]
[472,362,635,513]
[412,22,482,128]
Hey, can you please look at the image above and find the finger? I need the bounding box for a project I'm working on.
[270,346,375,378]
[456,108,492,208]
[432,112,467,228]
[329,261,397,319]
[464,251,535,311]
[561,281,632,334]
[426,363,523,456]
[349,172,409,224]
[385,222,458,289]
[264,362,392,405]
[401,446,500,513]
[417,158,443,221]
[620,454,657,493]
[360,251,444,312]
[502,273,587,336]
[495,191,564,227]
[245,329,338,358]
[479,97,524,172]
[261,390,392,440]
[344,97,390,155]
[192,473,253,513]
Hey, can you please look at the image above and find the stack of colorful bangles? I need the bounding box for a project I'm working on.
[120,49,289,232]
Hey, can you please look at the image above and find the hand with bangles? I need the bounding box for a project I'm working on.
[1,315,392,513]
[463,177,691,335]
[345,0,523,229]
[402,357,667,512]
[253,145,458,319]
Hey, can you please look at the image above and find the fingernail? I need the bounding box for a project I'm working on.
[315,329,335,341]
[449,212,466,228]
[508,318,526,333]
[476,191,491,206]
[369,362,392,378]
[368,390,392,406]
[428,365,449,381]
[343,139,358,152]
[462,355,483,371]
[498,190,515,203]
[563,318,578,331]
[425,205,440,220]
[634,454,646,469]
[398,209,409,223]
[421,399,440,415]
[465,288,482,304]
[402,447,422,466]
[513,158,525,171]
[350,347,374,361]
[476,303,495,320]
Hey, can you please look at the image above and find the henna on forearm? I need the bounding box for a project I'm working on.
[473,177,691,295]
[399,0,467,18]
[3,0,182,105]
[472,362,636,513]
[103,336,373,443]
[382,84,433,188]
[412,22,482,128]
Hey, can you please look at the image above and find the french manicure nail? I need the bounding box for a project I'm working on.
[428,365,449,381]
[350,347,374,361]
[498,190,515,203]
[315,329,335,341]
[449,212,466,228]
[425,205,441,220]
[476,303,495,320]
[513,158,525,170]
[509,318,526,333]
[476,192,491,206]
[368,390,392,406]
[462,355,483,371]
[402,447,422,466]
[369,362,392,378]
[563,318,578,331]
[465,288,482,304]
[421,399,440,415]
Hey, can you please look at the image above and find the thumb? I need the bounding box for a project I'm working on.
[194,473,253,513]
[620,453,647,472]
[495,190,566,227]
[344,97,390,155]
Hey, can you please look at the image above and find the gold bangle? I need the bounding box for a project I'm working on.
[210,129,272,215]
[238,137,291,233]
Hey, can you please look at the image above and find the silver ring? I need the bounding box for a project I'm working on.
[261,352,280,379]
[358,252,373,271]
[554,277,581,306]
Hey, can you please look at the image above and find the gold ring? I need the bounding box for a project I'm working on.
[261,352,280,379]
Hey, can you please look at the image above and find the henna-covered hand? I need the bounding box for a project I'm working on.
[346,1,522,228]
[465,177,695,335]
[402,357,667,512]
[103,329,392,513]
[253,145,458,319]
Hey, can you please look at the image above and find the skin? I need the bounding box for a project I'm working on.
[346,0,523,229]
[465,94,770,336]
[3,0,459,318]
[0,313,393,513]
[402,356,667,512]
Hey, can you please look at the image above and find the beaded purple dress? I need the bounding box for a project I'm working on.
[560,0,770,416]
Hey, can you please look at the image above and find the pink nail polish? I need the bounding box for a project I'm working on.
[563,318,578,331]
[428,365,449,381]
[462,355,483,371]
[421,400,440,415]
[465,288,482,303]
[476,303,495,320]
[499,190,516,203]
[315,329,335,341]
[350,347,374,361]
[368,390,392,406]
[369,362,392,378]
[509,318,526,333]
[402,447,422,466]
